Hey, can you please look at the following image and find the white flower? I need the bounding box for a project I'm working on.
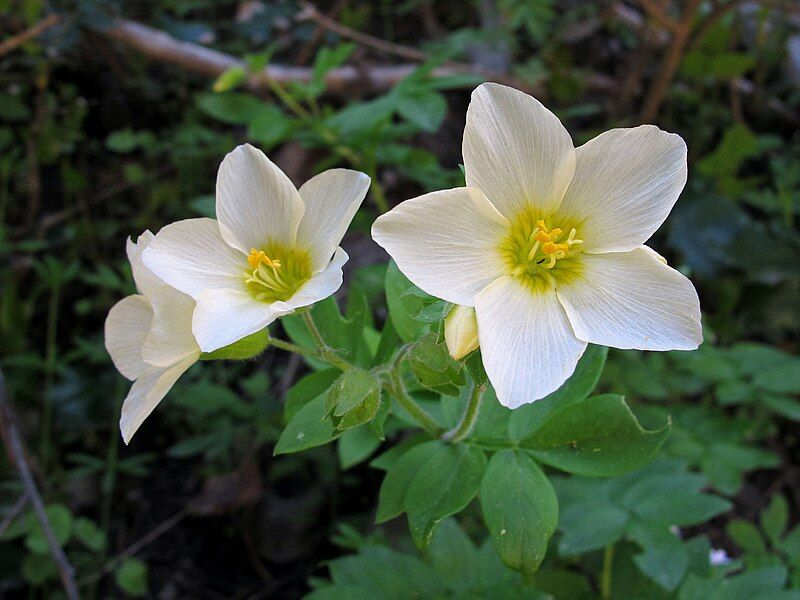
[105,232,200,443]
[372,83,702,408]
[142,144,370,353]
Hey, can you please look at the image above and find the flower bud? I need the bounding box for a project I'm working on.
[444,305,479,360]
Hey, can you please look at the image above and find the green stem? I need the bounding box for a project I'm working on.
[601,543,615,600]
[387,370,440,436]
[442,383,484,443]
[269,336,333,365]
[301,311,353,371]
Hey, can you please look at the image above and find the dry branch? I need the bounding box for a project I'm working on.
[0,13,61,57]
[0,370,81,600]
[103,19,535,95]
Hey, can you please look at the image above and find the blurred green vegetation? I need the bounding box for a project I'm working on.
[0,0,799,598]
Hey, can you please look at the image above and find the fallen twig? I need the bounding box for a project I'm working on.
[297,1,428,62]
[639,0,703,122]
[78,505,190,586]
[103,19,535,95]
[0,369,81,600]
[0,13,62,57]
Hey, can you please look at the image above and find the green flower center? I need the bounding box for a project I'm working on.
[244,244,312,303]
[499,210,584,292]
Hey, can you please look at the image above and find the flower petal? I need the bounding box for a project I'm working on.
[556,246,702,350]
[556,125,687,253]
[143,218,245,299]
[141,287,200,368]
[216,144,305,252]
[126,231,164,298]
[192,288,283,353]
[120,356,196,444]
[372,187,509,306]
[475,277,587,408]
[463,82,575,218]
[273,247,349,313]
[105,294,152,380]
[296,169,370,270]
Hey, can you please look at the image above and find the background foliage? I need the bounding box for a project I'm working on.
[1,0,799,598]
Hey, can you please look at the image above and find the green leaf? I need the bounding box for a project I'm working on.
[246,105,292,149]
[753,364,800,394]
[274,395,338,455]
[25,503,73,554]
[21,553,57,585]
[759,395,800,422]
[308,43,356,97]
[397,90,447,132]
[0,93,30,121]
[508,345,607,442]
[338,425,381,469]
[405,442,487,550]
[409,334,466,396]
[326,368,382,431]
[628,520,688,591]
[761,495,788,546]
[425,519,480,590]
[384,261,432,342]
[212,66,247,92]
[728,519,767,554]
[375,440,486,550]
[558,504,629,555]
[196,92,265,125]
[115,558,148,597]
[633,491,731,526]
[480,450,558,575]
[709,52,756,78]
[376,441,437,523]
[74,517,107,552]
[521,394,669,476]
[285,368,340,421]
[326,544,448,598]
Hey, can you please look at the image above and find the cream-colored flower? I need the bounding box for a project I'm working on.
[142,144,370,353]
[445,305,479,360]
[373,83,702,408]
[105,232,200,443]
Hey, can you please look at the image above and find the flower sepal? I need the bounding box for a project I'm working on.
[199,328,270,361]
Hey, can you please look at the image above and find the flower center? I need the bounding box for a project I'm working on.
[244,245,312,303]
[500,214,584,292]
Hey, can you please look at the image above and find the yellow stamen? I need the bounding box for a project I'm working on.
[247,248,282,270]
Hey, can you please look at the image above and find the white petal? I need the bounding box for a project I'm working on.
[296,169,370,270]
[105,295,152,380]
[371,187,509,306]
[143,218,245,299]
[216,144,305,252]
[273,247,349,313]
[141,287,200,367]
[463,82,575,218]
[475,277,587,408]
[192,288,282,353]
[120,356,196,444]
[556,247,702,350]
[126,231,163,298]
[556,125,687,253]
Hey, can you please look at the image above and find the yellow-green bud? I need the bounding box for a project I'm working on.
[444,305,479,360]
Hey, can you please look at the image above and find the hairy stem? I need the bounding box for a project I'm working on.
[301,311,353,371]
[387,370,440,436]
[442,383,484,443]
